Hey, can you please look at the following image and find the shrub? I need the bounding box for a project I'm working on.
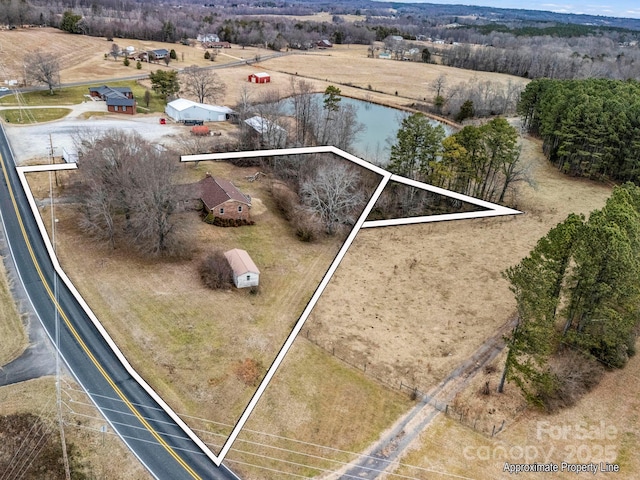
[270,182,298,221]
[233,358,263,386]
[204,50,211,60]
[198,250,234,289]
[123,57,130,67]
[292,211,319,242]
[543,349,605,411]
[455,99,475,122]
[136,60,142,70]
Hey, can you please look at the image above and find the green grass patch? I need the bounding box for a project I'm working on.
[0,108,71,124]
[0,81,167,114]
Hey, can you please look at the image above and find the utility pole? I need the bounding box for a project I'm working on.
[50,147,71,480]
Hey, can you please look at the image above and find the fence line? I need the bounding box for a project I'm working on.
[302,327,508,438]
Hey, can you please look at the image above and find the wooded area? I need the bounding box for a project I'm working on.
[75,130,185,257]
[501,184,640,410]
[519,78,640,183]
[387,114,524,209]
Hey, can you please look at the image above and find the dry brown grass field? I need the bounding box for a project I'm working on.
[0,260,27,365]
[391,347,640,479]
[307,136,612,398]
[1,27,636,479]
[0,377,153,479]
[0,27,268,84]
[29,159,410,478]
[0,28,527,113]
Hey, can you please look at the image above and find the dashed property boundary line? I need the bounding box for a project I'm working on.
[18,145,521,470]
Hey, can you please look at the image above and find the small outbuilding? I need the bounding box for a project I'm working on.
[224,248,260,288]
[165,98,233,122]
[244,115,287,148]
[248,72,271,84]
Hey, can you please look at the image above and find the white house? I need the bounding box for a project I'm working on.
[197,33,220,43]
[165,98,233,122]
[224,249,260,288]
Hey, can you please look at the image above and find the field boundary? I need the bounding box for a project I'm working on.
[182,146,521,464]
[12,146,520,470]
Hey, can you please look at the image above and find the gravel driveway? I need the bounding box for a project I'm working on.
[3,104,185,163]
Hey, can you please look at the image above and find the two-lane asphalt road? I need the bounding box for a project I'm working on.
[0,124,239,479]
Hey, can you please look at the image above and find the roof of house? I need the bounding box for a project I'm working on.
[106,95,135,107]
[224,249,260,276]
[89,85,132,96]
[199,175,251,211]
[151,48,169,56]
[167,98,232,113]
[244,116,286,135]
[250,72,270,78]
[89,85,135,107]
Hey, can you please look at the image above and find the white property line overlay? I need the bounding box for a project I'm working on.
[16,163,232,473]
[182,146,521,460]
[363,174,521,228]
[19,146,521,469]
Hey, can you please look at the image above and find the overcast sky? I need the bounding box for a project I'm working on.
[387,1,640,19]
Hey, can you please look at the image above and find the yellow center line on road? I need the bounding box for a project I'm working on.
[0,152,202,480]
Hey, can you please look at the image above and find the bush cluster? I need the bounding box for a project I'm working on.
[202,212,254,227]
[198,251,233,290]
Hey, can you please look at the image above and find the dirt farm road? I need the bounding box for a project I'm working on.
[331,315,519,480]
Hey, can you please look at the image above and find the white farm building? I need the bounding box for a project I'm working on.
[165,98,233,122]
[224,249,260,288]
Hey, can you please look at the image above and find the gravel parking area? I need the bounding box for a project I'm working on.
[4,110,185,164]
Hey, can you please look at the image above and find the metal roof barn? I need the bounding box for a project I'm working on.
[165,98,233,122]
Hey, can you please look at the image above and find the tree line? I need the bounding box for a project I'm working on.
[518,78,640,183]
[500,183,640,410]
[387,114,524,210]
[6,0,639,82]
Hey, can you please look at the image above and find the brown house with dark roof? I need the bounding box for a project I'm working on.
[88,85,136,115]
[198,174,251,221]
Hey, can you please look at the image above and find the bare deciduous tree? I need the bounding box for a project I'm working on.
[289,77,317,146]
[77,129,185,257]
[181,65,227,104]
[24,50,60,95]
[110,43,120,61]
[172,132,216,155]
[300,161,365,235]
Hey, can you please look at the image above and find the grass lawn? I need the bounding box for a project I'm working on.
[0,81,167,114]
[26,158,412,478]
[0,260,27,365]
[0,108,71,124]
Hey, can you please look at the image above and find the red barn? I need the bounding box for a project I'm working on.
[248,72,271,84]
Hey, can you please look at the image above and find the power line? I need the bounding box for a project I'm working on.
[61,396,475,480]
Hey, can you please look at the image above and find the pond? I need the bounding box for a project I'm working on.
[286,93,454,165]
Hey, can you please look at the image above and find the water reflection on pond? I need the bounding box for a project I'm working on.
[287,94,454,165]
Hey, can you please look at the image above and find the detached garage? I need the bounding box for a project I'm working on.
[224,249,260,288]
[248,72,271,84]
[165,98,233,122]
